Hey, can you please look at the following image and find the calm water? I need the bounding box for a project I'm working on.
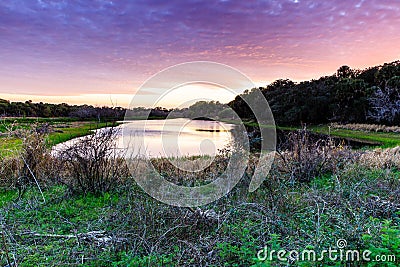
[54,119,234,158]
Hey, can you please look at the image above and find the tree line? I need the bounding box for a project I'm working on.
[1,60,400,125]
[0,100,127,121]
[229,60,400,125]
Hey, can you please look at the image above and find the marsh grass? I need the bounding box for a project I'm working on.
[331,123,400,133]
[150,154,229,186]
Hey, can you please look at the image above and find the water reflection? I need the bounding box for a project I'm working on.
[54,119,235,158]
[122,118,234,158]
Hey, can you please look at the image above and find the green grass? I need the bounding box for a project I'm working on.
[0,117,78,133]
[0,138,22,157]
[0,120,120,156]
[46,121,119,146]
[1,166,399,266]
[240,120,400,148]
[308,125,400,148]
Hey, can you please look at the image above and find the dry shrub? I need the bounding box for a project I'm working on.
[59,127,129,195]
[150,153,230,186]
[276,128,356,183]
[358,146,400,169]
[0,156,21,188]
[1,127,57,200]
[20,131,56,182]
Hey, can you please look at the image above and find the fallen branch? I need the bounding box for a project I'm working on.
[17,230,127,247]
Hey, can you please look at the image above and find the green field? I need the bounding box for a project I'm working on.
[0,118,119,156]
[308,125,400,148]
[46,121,118,146]
[242,121,400,148]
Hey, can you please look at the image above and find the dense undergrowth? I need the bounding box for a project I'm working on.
[0,128,399,266]
[0,165,399,266]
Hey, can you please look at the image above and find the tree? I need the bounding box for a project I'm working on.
[368,77,400,124]
[331,78,370,122]
[337,65,354,79]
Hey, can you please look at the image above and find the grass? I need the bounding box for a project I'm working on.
[1,164,399,266]
[238,120,400,148]
[0,138,22,157]
[0,119,120,156]
[0,117,77,133]
[46,121,119,146]
[308,125,400,148]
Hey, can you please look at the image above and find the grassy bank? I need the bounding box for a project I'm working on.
[46,121,119,146]
[238,120,400,148]
[308,125,400,148]
[0,119,119,156]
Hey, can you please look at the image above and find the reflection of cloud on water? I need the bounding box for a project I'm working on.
[54,118,234,158]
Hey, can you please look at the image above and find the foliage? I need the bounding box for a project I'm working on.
[368,77,400,124]
[229,60,400,126]
[59,127,129,195]
[0,162,399,266]
[361,217,400,267]
[0,99,125,120]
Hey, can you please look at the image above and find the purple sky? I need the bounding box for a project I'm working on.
[0,0,400,106]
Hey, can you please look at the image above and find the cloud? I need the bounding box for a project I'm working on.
[0,0,399,102]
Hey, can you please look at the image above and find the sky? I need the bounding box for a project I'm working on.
[0,0,400,107]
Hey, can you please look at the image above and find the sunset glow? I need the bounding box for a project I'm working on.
[1,0,400,107]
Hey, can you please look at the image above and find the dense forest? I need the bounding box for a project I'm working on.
[1,60,400,125]
[229,60,400,125]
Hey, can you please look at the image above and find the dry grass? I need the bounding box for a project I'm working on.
[331,122,400,133]
[150,154,230,186]
[275,128,357,183]
[0,128,58,197]
[358,146,400,169]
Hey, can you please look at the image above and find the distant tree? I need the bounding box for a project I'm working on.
[337,65,354,79]
[356,66,379,86]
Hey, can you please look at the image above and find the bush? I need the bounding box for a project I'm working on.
[59,127,129,195]
[276,127,356,183]
[1,127,55,200]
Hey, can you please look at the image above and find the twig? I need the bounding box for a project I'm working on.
[1,231,12,267]
[18,232,76,239]
[21,156,45,204]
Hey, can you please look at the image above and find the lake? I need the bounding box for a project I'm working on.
[54,118,235,158]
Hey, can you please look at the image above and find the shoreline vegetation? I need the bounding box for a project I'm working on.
[2,116,400,157]
[0,118,120,156]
